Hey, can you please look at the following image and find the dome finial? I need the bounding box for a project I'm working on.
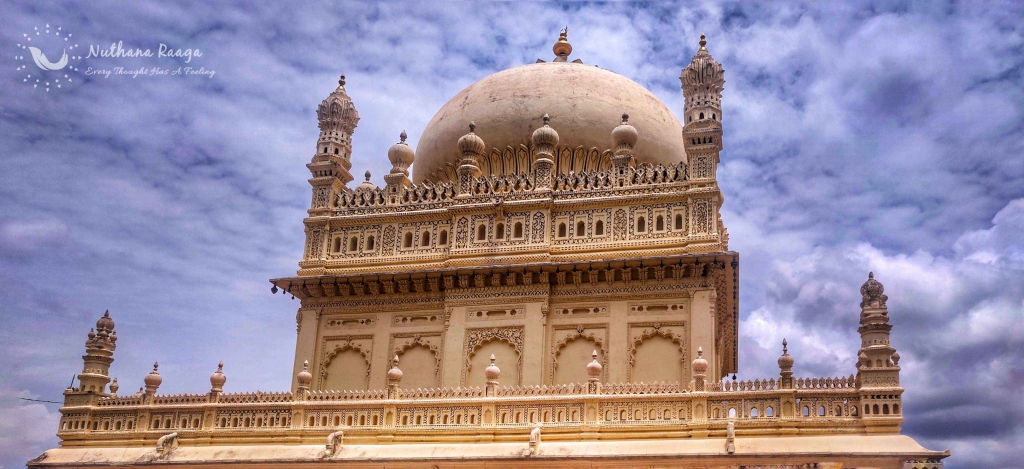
[699,34,707,50]
[339,74,346,88]
[364,170,371,182]
[400,130,407,143]
[543,114,550,125]
[469,121,476,133]
[553,27,572,61]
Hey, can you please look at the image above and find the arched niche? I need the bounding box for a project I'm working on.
[467,340,520,387]
[396,344,438,389]
[553,337,604,385]
[322,346,370,390]
[630,335,683,383]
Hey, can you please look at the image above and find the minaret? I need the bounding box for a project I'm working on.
[855,272,904,425]
[309,74,358,213]
[680,34,724,183]
[680,34,726,243]
[75,311,117,394]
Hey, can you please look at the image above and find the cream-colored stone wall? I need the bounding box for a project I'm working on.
[292,288,719,393]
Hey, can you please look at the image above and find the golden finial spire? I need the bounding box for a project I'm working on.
[699,34,707,51]
[553,27,572,61]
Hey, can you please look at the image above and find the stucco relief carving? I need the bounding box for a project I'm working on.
[318,335,374,391]
[549,324,608,383]
[626,322,687,382]
[389,333,443,384]
[462,326,524,385]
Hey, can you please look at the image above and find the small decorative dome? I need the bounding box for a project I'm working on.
[892,350,901,366]
[210,361,226,392]
[317,74,359,134]
[531,114,560,153]
[144,362,162,388]
[387,131,415,175]
[485,354,501,381]
[692,347,708,375]
[387,355,404,382]
[96,310,115,332]
[586,350,603,378]
[860,271,888,308]
[612,112,638,150]
[109,377,119,394]
[297,360,313,387]
[87,328,96,340]
[457,122,486,157]
[777,339,794,369]
[356,171,377,191]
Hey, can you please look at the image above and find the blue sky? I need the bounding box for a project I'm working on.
[1,1,1022,468]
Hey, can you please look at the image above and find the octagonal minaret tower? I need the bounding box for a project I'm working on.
[308,74,358,214]
[856,272,904,428]
[76,311,117,394]
[680,34,725,185]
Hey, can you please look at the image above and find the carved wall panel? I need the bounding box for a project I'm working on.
[463,326,524,387]
[627,323,687,383]
[319,334,374,391]
[550,324,608,384]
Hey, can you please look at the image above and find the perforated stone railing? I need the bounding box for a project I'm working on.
[61,372,883,444]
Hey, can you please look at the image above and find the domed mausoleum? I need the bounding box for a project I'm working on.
[31,31,947,469]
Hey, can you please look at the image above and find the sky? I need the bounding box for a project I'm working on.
[1,1,1022,468]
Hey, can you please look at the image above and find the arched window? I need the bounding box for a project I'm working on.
[750,407,758,417]
[728,408,736,418]
[333,238,342,253]
[477,225,487,241]
[576,221,585,237]
[803,406,810,417]
[513,222,523,238]
[421,231,430,247]
[712,113,716,121]
[438,230,448,245]
[595,220,604,236]
[334,148,339,154]
[675,214,683,230]
[655,215,664,231]
[873,404,880,415]
[893,404,900,414]
[699,112,704,119]
[818,406,826,416]
[496,223,505,240]
[403,232,413,248]
[637,216,646,233]
[366,235,375,250]
[766,406,774,417]
[558,223,567,238]
[349,237,358,252]
[882,404,890,415]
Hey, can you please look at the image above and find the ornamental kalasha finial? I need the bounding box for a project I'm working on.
[860,271,888,308]
[587,350,603,380]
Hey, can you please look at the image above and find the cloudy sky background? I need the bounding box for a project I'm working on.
[1,1,1022,467]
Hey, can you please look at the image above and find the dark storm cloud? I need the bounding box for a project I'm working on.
[1,2,1021,468]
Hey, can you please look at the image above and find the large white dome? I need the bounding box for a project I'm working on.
[413,61,686,183]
